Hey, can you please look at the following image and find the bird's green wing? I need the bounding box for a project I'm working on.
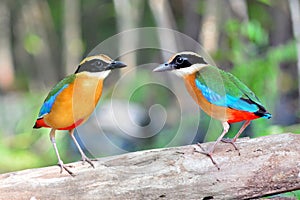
[195,66,263,112]
[225,71,261,104]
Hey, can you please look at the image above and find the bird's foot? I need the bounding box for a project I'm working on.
[221,138,240,155]
[81,155,95,168]
[194,143,220,170]
[57,160,75,177]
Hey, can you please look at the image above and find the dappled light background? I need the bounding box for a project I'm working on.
[0,2,299,193]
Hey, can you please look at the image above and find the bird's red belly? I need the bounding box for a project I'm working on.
[35,118,85,130]
[226,109,259,123]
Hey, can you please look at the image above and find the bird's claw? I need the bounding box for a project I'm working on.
[194,143,220,170]
[57,161,75,177]
[221,138,240,155]
[81,156,95,168]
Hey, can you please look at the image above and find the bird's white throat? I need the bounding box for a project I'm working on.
[173,63,207,77]
[86,70,111,79]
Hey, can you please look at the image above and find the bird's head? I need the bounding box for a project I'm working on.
[75,54,127,78]
[153,51,208,77]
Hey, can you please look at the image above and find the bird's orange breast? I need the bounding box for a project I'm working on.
[183,73,258,123]
[43,74,104,129]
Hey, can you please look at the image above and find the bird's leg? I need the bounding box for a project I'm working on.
[69,129,95,168]
[195,122,230,170]
[221,120,251,154]
[50,129,75,176]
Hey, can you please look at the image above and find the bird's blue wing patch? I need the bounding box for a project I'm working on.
[195,79,258,112]
[38,84,69,118]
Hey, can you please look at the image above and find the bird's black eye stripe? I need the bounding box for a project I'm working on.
[75,59,107,73]
[92,60,102,67]
[171,55,191,69]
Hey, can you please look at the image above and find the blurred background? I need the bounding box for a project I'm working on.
[0,0,299,191]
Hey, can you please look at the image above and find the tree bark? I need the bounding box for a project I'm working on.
[148,0,178,58]
[0,133,299,200]
[15,0,57,88]
[289,0,300,108]
[0,0,14,92]
[113,0,142,74]
[63,0,82,75]
[199,0,220,54]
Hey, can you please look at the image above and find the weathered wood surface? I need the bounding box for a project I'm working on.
[0,133,299,200]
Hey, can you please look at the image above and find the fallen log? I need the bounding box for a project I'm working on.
[0,133,299,199]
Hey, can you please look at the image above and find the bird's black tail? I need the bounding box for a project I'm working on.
[254,109,272,119]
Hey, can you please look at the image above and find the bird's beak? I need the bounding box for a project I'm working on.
[153,63,174,72]
[108,61,127,70]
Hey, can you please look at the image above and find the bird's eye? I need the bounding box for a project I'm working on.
[176,57,184,64]
[94,60,102,66]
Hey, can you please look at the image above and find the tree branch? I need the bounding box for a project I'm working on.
[0,133,299,199]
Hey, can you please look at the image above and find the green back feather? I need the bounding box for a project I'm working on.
[44,74,76,102]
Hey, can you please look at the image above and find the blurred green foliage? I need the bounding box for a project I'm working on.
[24,34,43,55]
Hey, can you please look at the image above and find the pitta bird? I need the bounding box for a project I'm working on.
[34,54,126,176]
[154,51,271,169]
